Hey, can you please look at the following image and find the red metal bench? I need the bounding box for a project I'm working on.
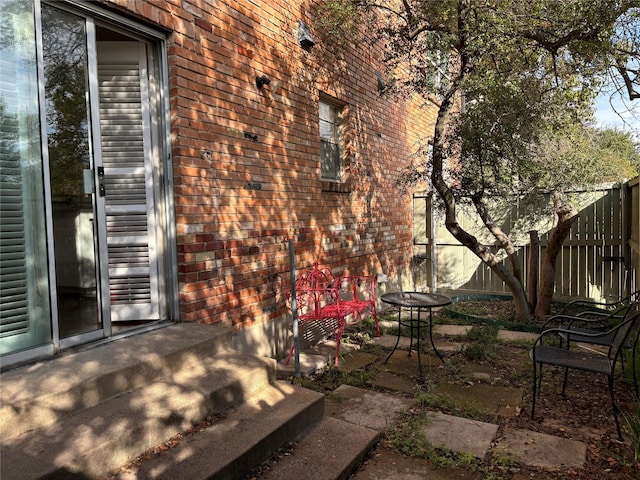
[285,263,380,366]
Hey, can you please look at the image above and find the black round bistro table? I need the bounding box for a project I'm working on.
[381,291,451,377]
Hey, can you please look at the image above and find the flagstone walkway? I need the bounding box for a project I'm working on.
[278,324,592,477]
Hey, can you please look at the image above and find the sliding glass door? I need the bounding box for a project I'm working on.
[0,0,169,361]
[0,0,52,355]
[42,4,102,340]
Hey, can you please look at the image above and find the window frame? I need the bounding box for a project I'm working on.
[319,93,348,187]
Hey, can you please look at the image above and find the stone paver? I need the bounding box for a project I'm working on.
[433,325,473,336]
[435,383,524,417]
[338,351,379,372]
[496,427,587,470]
[354,446,482,480]
[372,371,417,394]
[326,385,413,431]
[497,330,538,342]
[373,334,412,350]
[379,349,443,378]
[276,353,327,377]
[421,412,499,458]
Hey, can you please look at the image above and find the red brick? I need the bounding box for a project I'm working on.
[108,0,434,331]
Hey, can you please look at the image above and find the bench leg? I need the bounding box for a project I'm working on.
[284,344,295,366]
[334,319,345,366]
[372,306,380,337]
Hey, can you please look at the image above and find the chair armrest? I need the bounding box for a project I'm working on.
[535,317,633,348]
[560,291,639,315]
[540,314,611,332]
[561,298,623,315]
[534,327,587,349]
[540,304,629,331]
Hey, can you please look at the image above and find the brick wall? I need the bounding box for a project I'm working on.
[106,0,438,330]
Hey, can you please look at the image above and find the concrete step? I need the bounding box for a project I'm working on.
[118,381,326,480]
[1,323,234,440]
[257,416,380,480]
[1,323,334,480]
[1,350,277,479]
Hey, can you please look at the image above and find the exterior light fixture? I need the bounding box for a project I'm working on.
[256,75,271,89]
[376,71,386,92]
[298,21,316,50]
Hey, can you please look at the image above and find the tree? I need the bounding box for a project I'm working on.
[609,7,640,101]
[317,0,640,321]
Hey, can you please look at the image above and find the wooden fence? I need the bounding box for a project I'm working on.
[413,178,639,302]
[630,176,640,294]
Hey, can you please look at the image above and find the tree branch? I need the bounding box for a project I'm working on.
[616,64,640,100]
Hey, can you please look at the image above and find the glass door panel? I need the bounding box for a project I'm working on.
[0,0,52,355]
[42,4,101,338]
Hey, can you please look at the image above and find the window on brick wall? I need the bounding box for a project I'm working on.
[319,93,347,182]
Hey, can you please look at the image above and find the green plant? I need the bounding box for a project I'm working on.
[466,324,499,343]
[624,402,640,463]
[429,448,459,468]
[622,348,640,388]
[489,451,520,470]
[463,325,499,361]
[386,416,432,458]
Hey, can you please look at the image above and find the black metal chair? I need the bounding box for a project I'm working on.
[559,290,639,316]
[530,308,640,440]
[539,300,640,400]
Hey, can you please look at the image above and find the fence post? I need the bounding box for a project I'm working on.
[288,240,300,378]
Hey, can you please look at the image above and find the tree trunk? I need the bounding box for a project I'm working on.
[471,194,531,321]
[430,70,532,322]
[534,198,578,319]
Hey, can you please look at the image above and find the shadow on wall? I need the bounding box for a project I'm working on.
[182,0,425,342]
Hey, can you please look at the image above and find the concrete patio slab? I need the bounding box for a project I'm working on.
[325,385,413,431]
[421,412,499,458]
[495,427,587,470]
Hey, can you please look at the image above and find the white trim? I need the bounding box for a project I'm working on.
[35,0,61,350]
[0,344,55,371]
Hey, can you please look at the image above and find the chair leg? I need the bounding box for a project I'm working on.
[531,361,538,419]
[536,364,544,394]
[562,367,570,396]
[634,333,639,400]
[608,373,623,441]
